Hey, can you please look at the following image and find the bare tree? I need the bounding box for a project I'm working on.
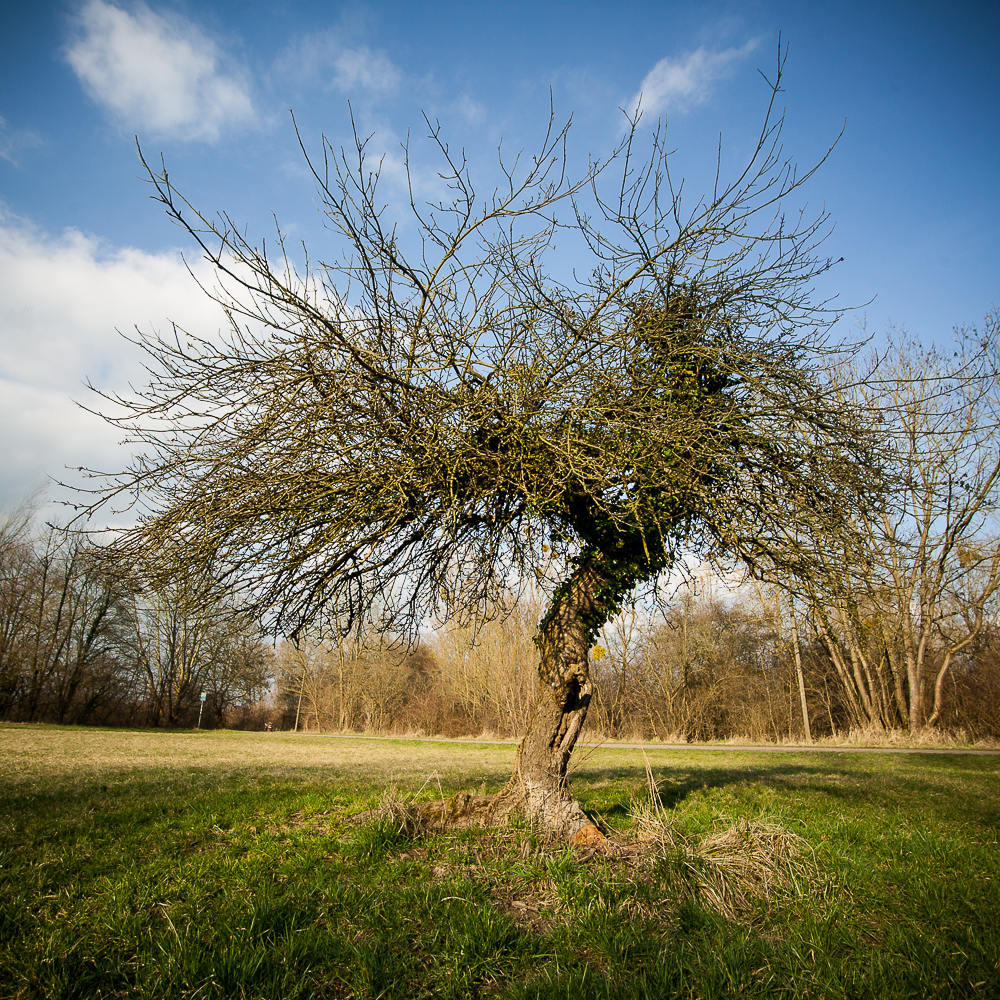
[592,596,644,736]
[0,507,38,717]
[127,567,256,727]
[432,589,542,736]
[630,584,732,741]
[0,509,135,724]
[275,631,431,733]
[80,58,879,838]
[801,320,1000,731]
[201,630,274,728]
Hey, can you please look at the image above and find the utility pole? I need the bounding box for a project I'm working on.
[294,672,305,732]
[790,614,812,743]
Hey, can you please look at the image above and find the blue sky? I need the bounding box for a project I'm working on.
[0,0,997,514]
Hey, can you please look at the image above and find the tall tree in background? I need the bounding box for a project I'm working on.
[0,510,135,724]
[127,567,263,728]
[800,322,1000,732]
[82,60,879,839]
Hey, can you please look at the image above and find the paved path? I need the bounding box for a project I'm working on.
[310,733,1000,755]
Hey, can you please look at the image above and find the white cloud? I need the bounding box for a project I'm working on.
[0,116,43,166]
[452,95,486,125]
[627,40,759,120]
[65,0,257,142]
[0,212,228,510]
[277,31,400,95]
[332,45,400,94]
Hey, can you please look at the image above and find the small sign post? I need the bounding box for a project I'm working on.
[197,690,207,729]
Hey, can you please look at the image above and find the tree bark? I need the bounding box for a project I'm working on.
[495,561,608,842]
[790,618,811,743]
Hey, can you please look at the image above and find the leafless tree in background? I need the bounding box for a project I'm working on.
[799,319,1000,731]
[0,505,273,728]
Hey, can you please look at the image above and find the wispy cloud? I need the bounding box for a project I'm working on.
[0,210,227,507]
[452,95,486,125]
[627,40,759,121]
[64,0,257,142]
[0,116,43,166]
[276,31,400,96]
[332,45,400,94]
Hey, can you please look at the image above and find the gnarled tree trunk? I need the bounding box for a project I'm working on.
[495,562,608,842]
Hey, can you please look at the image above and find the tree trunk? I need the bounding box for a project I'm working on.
[790,619,811,743]
[495,561,607,842]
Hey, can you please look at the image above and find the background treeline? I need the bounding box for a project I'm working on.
[0,508,272,729]
[4,327,1000,741]
[270,572,1000,742]
[3,505,999,741]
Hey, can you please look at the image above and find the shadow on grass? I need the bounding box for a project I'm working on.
[572,760,843,803]
[568,753,1000,828]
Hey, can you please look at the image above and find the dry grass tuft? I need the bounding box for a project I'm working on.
[680,819,814,919]
[629,753,817,919]
[713,725,1000,750]
[812,724,998,749]
[369,784,440,838]
[361,778,496,837]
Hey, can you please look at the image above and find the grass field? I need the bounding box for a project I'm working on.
[1,725,998,999]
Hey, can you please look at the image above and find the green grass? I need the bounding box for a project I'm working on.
[1,730,998,998]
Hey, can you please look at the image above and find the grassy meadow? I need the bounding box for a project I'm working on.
[0,725,998,999]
